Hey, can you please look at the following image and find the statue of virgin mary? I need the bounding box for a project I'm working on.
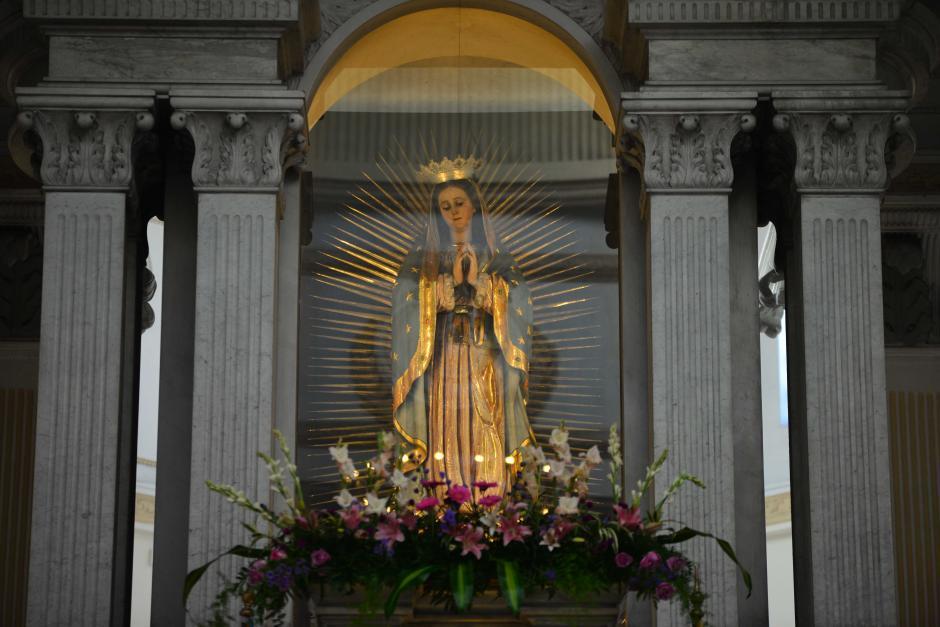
[391,156,534,491]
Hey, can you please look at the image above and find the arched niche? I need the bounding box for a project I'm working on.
[298,2,623,133]
[284,0,646,512]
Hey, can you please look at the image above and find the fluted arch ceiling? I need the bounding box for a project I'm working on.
[307,7,615,133]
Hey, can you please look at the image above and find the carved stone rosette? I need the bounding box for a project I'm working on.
[620,93,758,191]
[773,111,911,191]
[170,109,306,190]
[16,105,154,189]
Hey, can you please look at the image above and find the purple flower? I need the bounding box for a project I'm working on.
[310,548,331,567]
[655,582,675,600]
[666,556,686,573]
[614,552,634,568]
[416,496,440,511]
[639,551,661,570]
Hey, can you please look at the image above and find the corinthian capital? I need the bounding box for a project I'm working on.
[169,89,307,191]
[621,91,758,192]
[772,90,913,192]
[15,87,155,189]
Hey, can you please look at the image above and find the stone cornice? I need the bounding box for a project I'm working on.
[772,89,913,192]
[169,88,306,191]
[14,86,156,190]
[630,0,902,28]
[620,90,758,191]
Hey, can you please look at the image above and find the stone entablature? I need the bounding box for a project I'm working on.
[22,0,298,22]
[629,0,902,25]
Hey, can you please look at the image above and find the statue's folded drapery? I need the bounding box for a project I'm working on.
[391,179,534,490]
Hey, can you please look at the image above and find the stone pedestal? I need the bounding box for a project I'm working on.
[14,87,154,626]
[168,88,305,622]
[774,90,909,626]
[621,90,764,626]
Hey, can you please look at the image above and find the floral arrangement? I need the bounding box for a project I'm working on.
[185,426,750,625]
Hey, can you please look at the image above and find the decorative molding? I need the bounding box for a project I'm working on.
[170,110,305,189]
[22,0,298,22]
[621,107,756,190]
[629,0,902,25]
[304,0,376,64]
[881,206,940,344]
[0,191,43,228]
[169,89,306,190]
[14,87,156,190]
[877,2,940,105]
[772,90,912,192]
[546,0,605,42]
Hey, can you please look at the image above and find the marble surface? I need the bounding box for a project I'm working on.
[49,35,279,82]
[187,191,278,623]
[793,194,897,626]
[649,38,876,84]
[649,193,739,627]
[28,191,126,626]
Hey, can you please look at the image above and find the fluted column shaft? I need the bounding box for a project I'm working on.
[774,90,910,626]
[14,87,155,626]
[622,90,762,627]
[167,89,305,622]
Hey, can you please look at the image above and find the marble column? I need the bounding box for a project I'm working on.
[168,89,305,622]
[773,90,909,627]
[621,90,761,626]
[14,87,154,626]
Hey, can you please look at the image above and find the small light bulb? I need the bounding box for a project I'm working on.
[541,507,549,515]
[504,455,515,464]
[401,454,410,463]
[434,451,444,461]
[542,464,551,473]
[474,454,484,463]
[352,470,359,478]
[362,498,369,506]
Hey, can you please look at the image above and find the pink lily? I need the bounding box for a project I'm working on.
[454,525,488,559]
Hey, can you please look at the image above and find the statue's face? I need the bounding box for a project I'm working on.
[438,185,475,237]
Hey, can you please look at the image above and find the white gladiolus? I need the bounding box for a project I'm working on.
[585,445,602,466]
[329,444,350,464]
[555,495,580,515]
[339,458,356,480]
[334,488,355,509]
[549,427,568,448]
[364,492,388,515]
[548,458,568,479]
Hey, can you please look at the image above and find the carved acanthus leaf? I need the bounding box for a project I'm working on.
[775,112,901,190]
[174,111,305,189]
[23,110,140,188]
[624,112,750,190]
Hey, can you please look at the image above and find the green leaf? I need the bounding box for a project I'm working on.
[183,545,265,605]
[182,560,215,605]
[661,527,753,597]
[384,565,436,618]
[449,560,475,612]
[496,560,524,616]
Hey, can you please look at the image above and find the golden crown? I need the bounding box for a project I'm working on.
[417,155,483,184]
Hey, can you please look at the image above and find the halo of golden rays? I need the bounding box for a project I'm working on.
[302,141,610,506]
